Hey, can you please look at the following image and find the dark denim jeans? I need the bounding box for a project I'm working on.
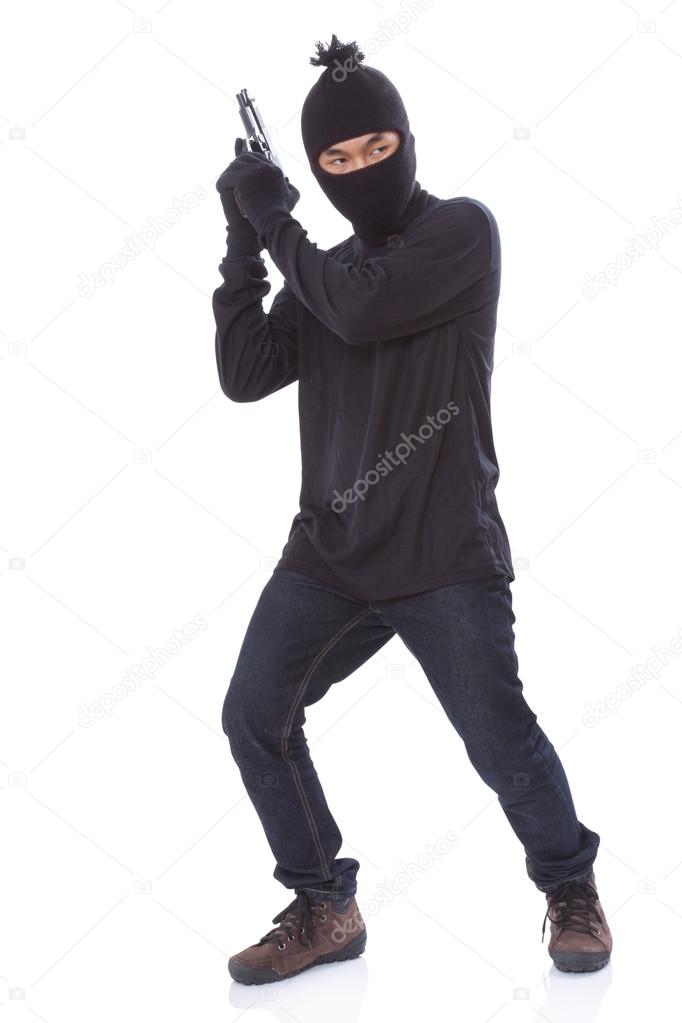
[222,568,600,901]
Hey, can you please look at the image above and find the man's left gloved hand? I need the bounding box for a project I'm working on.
[216,152,300,243]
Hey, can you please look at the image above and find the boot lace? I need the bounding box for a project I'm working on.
[257,890,328,951]
[541,878,605,943]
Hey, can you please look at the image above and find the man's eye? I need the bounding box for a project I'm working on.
[328,145,389,167]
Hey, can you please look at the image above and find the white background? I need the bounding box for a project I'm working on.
[2,0,682,1019]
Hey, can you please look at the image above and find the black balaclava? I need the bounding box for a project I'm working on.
[301,34,427,247]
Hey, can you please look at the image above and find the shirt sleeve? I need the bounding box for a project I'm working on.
[255,199,497,345]
[212,254,299,402]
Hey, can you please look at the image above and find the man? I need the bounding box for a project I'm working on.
[213,34,612,985]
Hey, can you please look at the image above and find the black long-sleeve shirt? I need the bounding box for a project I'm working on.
[212,190,515,600]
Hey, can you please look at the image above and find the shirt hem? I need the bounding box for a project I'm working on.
[274,555,514,602]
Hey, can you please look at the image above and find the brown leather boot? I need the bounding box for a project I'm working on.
[542,876,612,972]
[228,889,367,985]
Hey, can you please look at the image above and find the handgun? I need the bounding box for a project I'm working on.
[234,88,283,217]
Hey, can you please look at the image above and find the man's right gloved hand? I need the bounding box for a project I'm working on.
[216,137,264,259]
[217,138,301,250]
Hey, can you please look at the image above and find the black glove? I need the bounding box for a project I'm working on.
[216,150,300,247]
[216,138,263,259]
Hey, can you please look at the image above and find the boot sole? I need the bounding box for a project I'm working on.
[228,928,367,985]
[551,950,610,973]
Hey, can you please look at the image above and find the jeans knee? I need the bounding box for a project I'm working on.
[221,679,245,739]
[221,677,276,750]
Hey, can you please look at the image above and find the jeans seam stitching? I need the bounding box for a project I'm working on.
[281,607,374,882]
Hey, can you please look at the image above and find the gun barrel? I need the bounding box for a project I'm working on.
[234,89,282,170]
